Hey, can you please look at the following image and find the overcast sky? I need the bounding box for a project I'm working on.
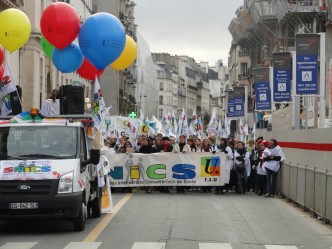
[134,0,244,66]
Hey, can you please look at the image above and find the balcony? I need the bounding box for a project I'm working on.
[197,81,203,89]
[188,85,198,91]
[238,73,249,80]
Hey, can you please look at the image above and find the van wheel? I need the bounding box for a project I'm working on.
[73,203,87,231]
[91,189,102,218]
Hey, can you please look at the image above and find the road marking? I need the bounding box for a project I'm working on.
[265,246,298,249]
[0,242,38,249]
[131,242,166,249]
[199,243,232,249]
[63,242,101,249]
[83,189,136,242]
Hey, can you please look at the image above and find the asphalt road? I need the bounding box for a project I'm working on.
[0,188,332,249]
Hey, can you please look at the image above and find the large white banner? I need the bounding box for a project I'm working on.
[106,152,227,187]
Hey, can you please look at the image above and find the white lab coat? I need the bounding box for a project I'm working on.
[264,145,285,172]
[224,146,234,184]
[234,150,251,177]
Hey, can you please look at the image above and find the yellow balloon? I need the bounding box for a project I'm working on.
[111,35,137,70]
[0,8,31,52]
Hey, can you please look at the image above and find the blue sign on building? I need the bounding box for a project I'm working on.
[273,52,291,102]
[227,87,245,117]
[254,68,271,111]
[296,34,319,94]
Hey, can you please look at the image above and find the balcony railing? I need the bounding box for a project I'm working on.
[188,85,198,91]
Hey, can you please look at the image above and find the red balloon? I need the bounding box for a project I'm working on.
[0,45,4,65]
[77,57,105,81]
[40,2,80,50]
[0,64,4,80]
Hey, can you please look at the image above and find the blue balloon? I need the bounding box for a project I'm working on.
[52,42,84,73]
[79,12,126,70]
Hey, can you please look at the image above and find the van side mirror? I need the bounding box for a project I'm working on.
[82,149,100,166]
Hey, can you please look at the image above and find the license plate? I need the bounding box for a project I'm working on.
[9,202,38,209]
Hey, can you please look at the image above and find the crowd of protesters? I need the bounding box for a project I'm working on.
[103,133,285,197]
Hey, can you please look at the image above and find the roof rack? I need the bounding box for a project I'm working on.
[0,114,94,124]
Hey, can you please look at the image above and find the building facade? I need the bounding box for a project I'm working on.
[152,53,216,129]
[228,0,331,128]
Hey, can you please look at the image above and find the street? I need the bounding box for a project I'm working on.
[0,189,332,249]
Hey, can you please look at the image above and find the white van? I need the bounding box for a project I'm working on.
[0,111,101,231]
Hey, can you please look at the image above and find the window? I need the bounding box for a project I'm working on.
[80,128,87,161]
[240,63,248,76]
[0,126,77,159]
[160,82,164,91]
[159,95,163,105]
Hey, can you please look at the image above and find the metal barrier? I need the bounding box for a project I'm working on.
[277,162,331,223]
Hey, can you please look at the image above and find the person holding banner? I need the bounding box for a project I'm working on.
[234,141,250,194]
[215,138,233,194]
[193,137,201,152]
[139,137,156,193]
[169,136,176,146]
[115,136,126,153]
[158,136,173,193]
[187,138,196,152]
[200,137,220,193]
[173,134,191,194]
[153,136,163,152]
[119,141,134,193]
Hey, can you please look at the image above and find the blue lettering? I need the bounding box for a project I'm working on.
[172,164,196,179]
[109,166,123,180]
[40,166,51,172]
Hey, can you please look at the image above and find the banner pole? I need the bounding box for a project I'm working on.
[319,33,326,128]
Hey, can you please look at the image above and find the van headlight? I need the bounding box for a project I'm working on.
[58,171,73,193]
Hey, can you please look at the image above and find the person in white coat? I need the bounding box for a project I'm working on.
[40,89,60,116]
[255,141,270,195]
[264,139,285,197]
[233,141,250,194]
[215,138,233,194]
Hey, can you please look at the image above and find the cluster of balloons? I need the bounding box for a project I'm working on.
[0,8,31,79]
[40,2,137,81]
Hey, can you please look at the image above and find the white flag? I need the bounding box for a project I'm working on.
[177,107,185,136]
[225,114,231,137]
[152,115,163,134]
[92,77,106,130]
[171,109,178,135]
[207,109,217,135]
[161,110,171,135]
[0,64,17,116]
[189,107,201,136]
[0,64,17,99]
[139,110,144,121]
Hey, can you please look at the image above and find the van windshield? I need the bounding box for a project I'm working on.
[0,126,78,160]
